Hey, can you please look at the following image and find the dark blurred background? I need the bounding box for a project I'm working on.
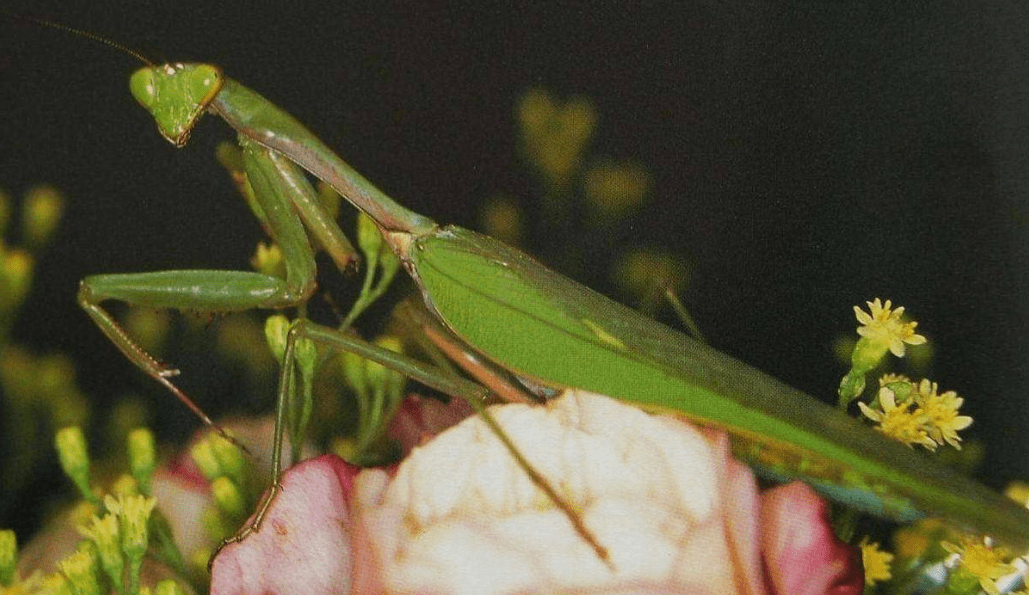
[2,3,1029,539]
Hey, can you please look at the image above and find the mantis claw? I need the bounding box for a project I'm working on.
[208,480,283,572]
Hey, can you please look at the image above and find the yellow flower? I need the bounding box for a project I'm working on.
[858,387,937,449]
[517,89,596,189]
[854,298,927,357]
[583,159,651,221]
[859,537,893,585]
[913,379,972,449]
[942,537,1017,595]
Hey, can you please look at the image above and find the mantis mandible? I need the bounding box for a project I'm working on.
[80,58,1029,565]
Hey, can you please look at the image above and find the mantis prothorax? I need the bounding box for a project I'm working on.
[78,59,1029,571]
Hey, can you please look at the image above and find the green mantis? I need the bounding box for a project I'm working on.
[77,58,1029,571]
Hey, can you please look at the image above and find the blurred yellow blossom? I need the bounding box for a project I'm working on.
[859,537,893,585]
[941,537,1017,595]
[517,89,596,190]
[583,159,650,222]
[22,184,64,249]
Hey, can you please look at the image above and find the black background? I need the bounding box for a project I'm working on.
[3,3,1029,536]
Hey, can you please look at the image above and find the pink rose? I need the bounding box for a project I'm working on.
[211,391,862,594]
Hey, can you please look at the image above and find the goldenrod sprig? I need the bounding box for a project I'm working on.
[839,298,926,405]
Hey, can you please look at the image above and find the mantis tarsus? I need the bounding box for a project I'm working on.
[73,57,1029,571]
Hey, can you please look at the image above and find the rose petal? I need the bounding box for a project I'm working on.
[210,455,360,595]
[387,394,475,455]
[760,482,863,595]
[356,390,757,594]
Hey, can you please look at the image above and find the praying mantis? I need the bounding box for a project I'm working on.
[0,12,1013,578]
[82,58,1029,565]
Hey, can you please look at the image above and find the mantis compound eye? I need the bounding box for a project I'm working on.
[129,63,224,147]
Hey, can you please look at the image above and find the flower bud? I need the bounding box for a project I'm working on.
[211,433,246,488]
[211,476,247,521]
[190,435,221,481]
[55,426,94,502]
[357,211,383,264]
[58,543,102,595]
[155,579,188,595]
[23,184,64,249]
[0,529,16,586]
[107,494,157,562]
[127,428,156,494]
[264,314,290,362]
[250,242,285,279]
[78,513,123,592]
[0,248,32,313]
[110,474,140,499]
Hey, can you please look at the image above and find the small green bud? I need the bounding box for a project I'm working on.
[882,380,915,404]
[190,436,221,481]
[367,336,404,392]
[0,188,10,235]
[123,308,173,355]
[155,579,188,595]
[517,89,556,142]
[357,211,383,264]
[850,335,888,372]
[211,433,246,487]
[215,141,245,172]
[78,513,123,593]
[57,544,101,595]
[612,248,686,304]
[264,314,291,361]
[316,180,342,221]
[55,427,94,502]
[37,572,75,595]
[36,354,76,399]
[23,184,64,249]
[295,332,318,388]
[202,506,234,544]
[479,195,522,245]
[250,242,285,279]
[0,248,33,312]
[341,350,368,399]
[837,370,867,407]
[583,159,650,223]
[377,244,401,287]
[110,474,140,499]
[837,335,891,406]
[127,428,156,494]
[211,477,247,520]
[0,529,16,586]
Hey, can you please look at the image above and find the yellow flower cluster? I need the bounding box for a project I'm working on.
[858,376,972,450]
[859,537,893,585]
[517,89,596,190]
[854,298,927,357]
[942,537,1018,595]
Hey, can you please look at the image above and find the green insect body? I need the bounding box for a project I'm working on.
[106,62,1029,557]
[401,225,1029,547]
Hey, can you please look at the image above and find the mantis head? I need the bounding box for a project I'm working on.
[130,63,224,147]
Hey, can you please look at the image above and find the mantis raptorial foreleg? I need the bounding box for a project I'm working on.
[77,138,356,447]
